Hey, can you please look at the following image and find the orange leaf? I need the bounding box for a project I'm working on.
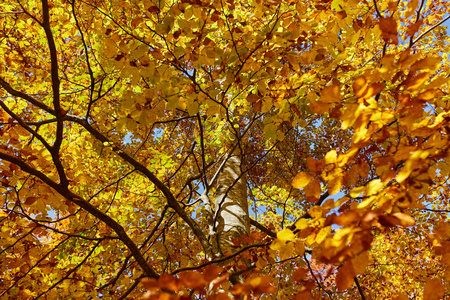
[423,278,444,300]
[179,271,207,289]
[336,261,355,291]
[202,265,224,282]
[307,157,319,173]
[353,76,368,98]
[403,72,430,91]
[351,252,369,275]
[379,17,398,44]
[320,85,341,103]
[305,178,322,202]
[406,19,423,37]
[158,274,181,292]
[410,56,441,73]
[309,100,332,114]
[141,278,159,290]
[292,268,308,281]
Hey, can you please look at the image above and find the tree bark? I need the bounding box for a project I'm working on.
[213,148,250,256]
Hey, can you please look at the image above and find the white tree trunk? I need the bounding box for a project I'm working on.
[214,149,249,256]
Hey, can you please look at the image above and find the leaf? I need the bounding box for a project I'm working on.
[24,196,38,206]
[327,175,343,195]
[158,274,181,292]
[423,278,444,300]
[178,271,207,289]
[309,100,332,114]
[403,72,430,91]
[294,240,305,256]
[324,150,337,165]
[336,261,355,291]
[277,228,295,242]
[320,85,341,103]
[305,178,322,202]
[246,94,260,103]
[292,268,308,281]
[391,212,415,227]
[351,252,369,275]
[379,17,398,44]
[292,172,314,188]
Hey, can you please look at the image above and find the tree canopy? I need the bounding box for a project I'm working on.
[1,0,450,299]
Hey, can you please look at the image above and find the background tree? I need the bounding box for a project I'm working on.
[0,0,450,299]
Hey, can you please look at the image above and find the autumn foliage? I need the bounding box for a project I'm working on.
[1,0,450,299]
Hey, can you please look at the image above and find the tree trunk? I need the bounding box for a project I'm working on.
[213,148,249,256]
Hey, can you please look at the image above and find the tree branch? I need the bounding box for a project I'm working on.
[0,151,159,278]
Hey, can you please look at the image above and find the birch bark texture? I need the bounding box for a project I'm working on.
[213,148,250,256]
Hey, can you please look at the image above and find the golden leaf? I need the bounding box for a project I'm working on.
[327,175,343,195]
[277,228,295,242]
[324,150,337,165]
[292,172,314,188]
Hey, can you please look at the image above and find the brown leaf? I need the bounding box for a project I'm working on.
[24,197,38,206]
[246,94,260,103]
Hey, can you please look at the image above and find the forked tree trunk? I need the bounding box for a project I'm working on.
[213,149,250,256]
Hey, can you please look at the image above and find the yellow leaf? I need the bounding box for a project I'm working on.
[423,278,444,300]
[270,238,285,251]
[366,179,383,195]
[410,56,441,73]
[295,219,309,230]
[279,242,295,260]
[328,175,343,195]
[292,172,313,188]
[325,150,337,164]
[350,186,365,198]
[277,228,295,242]
[353,76,368,98]
[396,160,413,183]
[315,226,330,244]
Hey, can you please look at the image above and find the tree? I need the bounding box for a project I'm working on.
[0,0,450,298]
